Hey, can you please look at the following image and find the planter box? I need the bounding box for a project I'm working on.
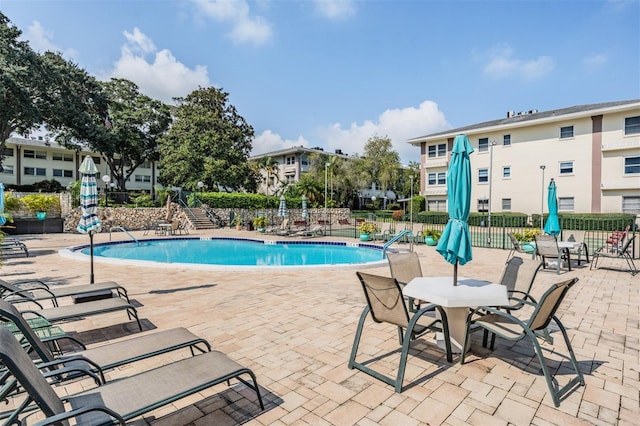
[4,218,64,234]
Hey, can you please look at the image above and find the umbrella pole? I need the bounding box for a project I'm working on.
[90,232,95,284]
[453,262,458,286]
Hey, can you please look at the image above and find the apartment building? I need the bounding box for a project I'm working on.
[250,146,350,195]
[408,100,640,215]
[0,135,159,192]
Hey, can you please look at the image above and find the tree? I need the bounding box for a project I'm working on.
[251,155,281,195]
[158,87,257,192]
[361,135,400,202]
[0,13,49,169]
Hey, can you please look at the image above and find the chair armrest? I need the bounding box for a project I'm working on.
[40,334,87,350]
[12,279,51,290]
[33,404,125,426]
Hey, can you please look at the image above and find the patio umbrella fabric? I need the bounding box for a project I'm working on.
[436,134,474,285]
[0,183,6,226]
[301,195,308,219]
[278,195,288,217]
[543,178,561,236]
[77,156,101,283]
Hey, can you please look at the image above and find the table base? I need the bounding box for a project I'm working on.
[436,307,470,354]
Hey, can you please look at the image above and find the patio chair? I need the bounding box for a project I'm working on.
[604,225,630,252]
[566,230,589,265]
[0,328,264,425]
[534,234,571,274]
[348,272,452,393]
[498,256,543,309]
[0,278,130,307]
[506,232,535,260]
[373,222,391,242]
[0,238,29,257]
[460,277,584,407]
[16,294,142,331]
[387,251,426,312]
[0,300,211,385]
[590,235,637,276]
[410,223,425,244]
[275,218,290,236]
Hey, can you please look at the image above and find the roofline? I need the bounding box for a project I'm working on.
[250,146,350,160]
[407,99,640,145]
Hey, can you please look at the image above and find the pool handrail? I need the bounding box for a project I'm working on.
[109,226,139,245]
[383,230,413,257]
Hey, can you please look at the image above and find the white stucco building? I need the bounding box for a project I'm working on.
[408,100,640,215]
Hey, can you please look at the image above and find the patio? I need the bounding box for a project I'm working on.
[1,229,637,425]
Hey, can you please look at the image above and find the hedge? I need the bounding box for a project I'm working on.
[196,192,305,209]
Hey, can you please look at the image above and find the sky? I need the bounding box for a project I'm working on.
[1,0,639,163]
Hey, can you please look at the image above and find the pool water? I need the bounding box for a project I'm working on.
[81,238,385,268]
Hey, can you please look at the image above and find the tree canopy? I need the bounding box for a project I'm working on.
[158,87,258,192]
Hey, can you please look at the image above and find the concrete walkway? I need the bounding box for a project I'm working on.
[1,228,637,425]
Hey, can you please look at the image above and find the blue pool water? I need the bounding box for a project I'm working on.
[76,238,385,269]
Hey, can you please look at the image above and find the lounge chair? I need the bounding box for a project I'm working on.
[348,272,452,392]
[534,234,571,274]
[0,328,264,425]
[0,300,210,384]
[373,222,391,242]
[274,218,290,235]
[506,232,536,260]
[0,278,130,307]
[17,295,142,331]
[460,277,584,407]
[290,225,324,238]
[590,235,637,275]
[0,238,29,257]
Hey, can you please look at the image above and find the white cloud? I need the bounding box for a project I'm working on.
[106,28,210,103]
[253,101,449,163]
[583,53,608,70]
[22,20,77,59]
[252,130,310,156]
[194,0,272,45]
[482,44,554,80]
[313,0,357,20]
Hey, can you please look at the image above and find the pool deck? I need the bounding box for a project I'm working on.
[1,228,637,425]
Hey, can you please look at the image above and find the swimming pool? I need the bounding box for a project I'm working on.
[61,237,388,270]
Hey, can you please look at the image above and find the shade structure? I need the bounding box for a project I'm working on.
[77,156,101,283]
[278,195,288,217]
[543,178,561,236]
[436,134,474,286]
[0,183,6,226]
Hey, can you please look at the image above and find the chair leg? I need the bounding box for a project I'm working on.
[347,307,369,371]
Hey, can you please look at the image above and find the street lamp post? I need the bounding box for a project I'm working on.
[324,162,329,234]
[487,140,497,246]
[101,175,111,207]
[540,165,546,231]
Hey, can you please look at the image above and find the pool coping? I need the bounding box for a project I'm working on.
[59,236,394,271]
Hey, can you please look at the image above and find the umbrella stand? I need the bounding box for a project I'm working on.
[453,262,458,286]
[89,232,95,284]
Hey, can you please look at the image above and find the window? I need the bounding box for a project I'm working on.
[624,156,640,174]
[622,196,640,214]
[286,156,295,165]
[558,197,574,211]
[478,168,489,183]
[139,161,151,169]
[427,199,446,212]
[427,172,446,185]
[91,156,101,165]
[502,198,511,211]
[134,175,151,183]
[53,169,73,178]
[560,126,574,139]
[428,143,446,158]
[477,198,488,212]
[1,165,14,175]
[502,166,511,178]
[286,175,295,184]
[503,134,511,146]
[24,167,46,176]
[23,150,46,159]
[625,116,640,135]
[2,147,13,157]
[52,153,73,162]
[559,161,574,175]
[301,156,309,166]
[478,138,489,152]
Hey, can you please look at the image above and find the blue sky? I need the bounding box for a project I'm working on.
[2,0,638,163]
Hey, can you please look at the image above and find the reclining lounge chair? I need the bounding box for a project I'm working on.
[0,328,264,425]
[0,278,130,307]
[0,300,211,384]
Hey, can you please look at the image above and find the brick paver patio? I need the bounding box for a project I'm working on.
[1,228,637,425]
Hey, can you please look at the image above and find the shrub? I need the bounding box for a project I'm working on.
[358,222,379,234]
[513,229,540,242]
[391,210,404,221]
[20,194,59,213]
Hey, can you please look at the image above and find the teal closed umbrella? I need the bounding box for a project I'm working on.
[543,178,561,236]
[0,183,6,226]
[436,134,474,286]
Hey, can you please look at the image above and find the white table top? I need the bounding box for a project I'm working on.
[403,277,508,308]
[557,241,581,249]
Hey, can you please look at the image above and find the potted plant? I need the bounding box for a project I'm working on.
[513,229,540,251]
[423,229,441,246]
[358,222,379,242]
[253,216,268,233]
[21,194,59,220]
[232,215,243,231]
